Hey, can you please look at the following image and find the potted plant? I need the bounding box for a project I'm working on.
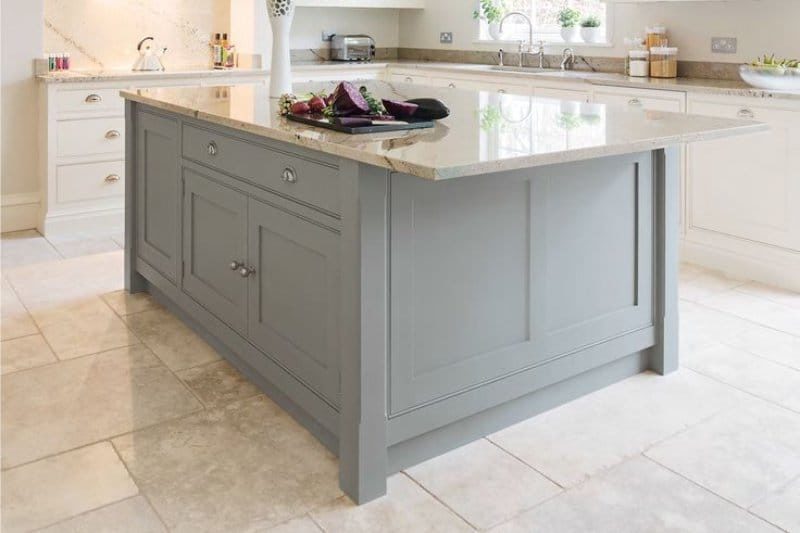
[558,7,581,43]
[580,15,602,44]
[474,0,506,40]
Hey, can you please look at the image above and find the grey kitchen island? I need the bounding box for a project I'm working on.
[121,81,765,504]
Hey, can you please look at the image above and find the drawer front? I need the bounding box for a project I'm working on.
[56,160,125,204]
[56,88,124,115]
[57,117,126,158]
[390,73,430,85]
[593,90,684,113]
[182,124,340,215]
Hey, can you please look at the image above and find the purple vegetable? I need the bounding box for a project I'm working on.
[382,99,419,118]
[330,82,370,116]
[333,117,373,127]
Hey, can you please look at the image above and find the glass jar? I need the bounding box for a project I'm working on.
[646,25,667,50]
[628,50,650,77]
[650,46,678,78]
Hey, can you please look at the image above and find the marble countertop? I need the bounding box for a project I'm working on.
[37,66,269,84]
[121,80,768,181]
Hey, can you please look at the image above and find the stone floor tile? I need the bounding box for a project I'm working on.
[0,442,139,532]
[679,266,747,303]
[37,496,166,533]
[46,236,122,259]
[1,344,201,468]
[488,369,744,487]
[646,398,800,508]
[34,297,139,360]
[488,456,778,533]
[406,439,561,529]
[265,516,324,533]
[0,278,38,340]
[737,281,800,311]
[101,290,161,316]
[0,230,62,270]
[177,360,261,409]
[112,395,341,533]
[124,308,221,371]
[701,290,800,337]
[310,474,473,533]
[686,343,800,413]
[1,334,57,375]
[750,477,800,533]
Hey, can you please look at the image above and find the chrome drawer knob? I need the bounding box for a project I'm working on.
[738,108,755,119]
[207,142,218,156]
[404,77,413,83]
[628,98,643,107]
[85,94,102,103]
[104,174,121,183]
[229,260,243,271]
[281,167,297,184]
[498,89,507,94]
[238,266,256,278]
[105,130,121,139]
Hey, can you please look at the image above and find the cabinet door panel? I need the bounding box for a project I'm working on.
[248,199,340,405]
[687,99,800,251]
[136,112,180,282]
[534,86,591,103]
[593,89,684,113]
[183,169,249,334]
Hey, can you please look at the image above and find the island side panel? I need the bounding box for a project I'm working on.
[124,101,146,293]
[651,146,681,375]
[338,160,390,504]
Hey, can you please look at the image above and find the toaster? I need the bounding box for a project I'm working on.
[330,35,376,62]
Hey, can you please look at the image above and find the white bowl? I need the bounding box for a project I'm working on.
[739,65,800,91]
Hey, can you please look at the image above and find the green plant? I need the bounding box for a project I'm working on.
[473,0,505,25]
[558,7,581,28]
[478,106,506,132]
[581,15,601,28]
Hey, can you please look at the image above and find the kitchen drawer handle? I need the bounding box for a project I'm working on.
[498,89,507,94]
[281,167,297,184]
[105,130,121,139]
[85,94,103,104]
[448,82,457,89]
[628,98,643,107]
[207,141,218,157]
[737,108,755,119]
[105,174,121,183]
[229,260,244,271]
[238,266,256,278]
[404,77,413,83]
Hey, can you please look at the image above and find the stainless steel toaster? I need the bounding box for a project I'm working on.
[330,35,376,62]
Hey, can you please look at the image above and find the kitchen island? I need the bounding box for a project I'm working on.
[121,81,765,504]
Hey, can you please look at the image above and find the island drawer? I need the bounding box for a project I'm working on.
[182,123,341,216]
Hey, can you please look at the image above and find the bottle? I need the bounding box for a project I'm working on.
[48,53,56,72]
[55,53,64,71]
[225,44,236,68]
[63,53,71,70]
[212,33,222,68]
[221,33,229,68]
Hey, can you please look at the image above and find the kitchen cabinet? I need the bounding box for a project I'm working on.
[686,96,800,254]
[592,86,685,112]
[390,73,431,85]
[429,76,531,95]
[533,85,592,103]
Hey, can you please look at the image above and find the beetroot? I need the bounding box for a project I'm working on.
[382,99,419,118]
[330,82,370,116]
[308,96,326,113]
[290,101,311,115]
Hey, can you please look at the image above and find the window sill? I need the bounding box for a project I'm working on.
[473,39,614,49]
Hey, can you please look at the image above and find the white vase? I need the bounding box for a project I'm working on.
[267,0,295,98]
[580,27,603,44]
[560,27,580,44]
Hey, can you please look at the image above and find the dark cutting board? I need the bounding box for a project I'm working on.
[286,113,435,134]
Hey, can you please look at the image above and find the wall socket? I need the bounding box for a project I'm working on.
[440,32,454,44]
[711,37,737,54]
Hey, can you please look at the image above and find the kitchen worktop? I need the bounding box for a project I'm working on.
[121,80,766,180]
[36,66,269,84]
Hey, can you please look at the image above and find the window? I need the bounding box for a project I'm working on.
[477,0,609,44]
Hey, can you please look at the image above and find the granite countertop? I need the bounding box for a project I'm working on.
[121,81,767,181]
[37,66,269,84]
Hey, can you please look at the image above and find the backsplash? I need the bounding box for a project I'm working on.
[44,0,230,70]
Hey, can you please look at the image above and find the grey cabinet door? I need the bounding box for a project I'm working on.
[389,154,654,414]
[247,198,340,406]
[136,112,180,282]
[182,168,249,335]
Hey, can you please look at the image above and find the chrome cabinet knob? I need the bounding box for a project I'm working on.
[404,76,413,83]
[104,174,121,183]
[628,98,643,107]
[230,260,243,271]
[105,130,121,139]
[281,167,297,184]
[448,82,457,89]
[85,94,102,103]
[737,108,755,119]
[498,89,507,94]
[207,141,218,156]
[238,266,256,278]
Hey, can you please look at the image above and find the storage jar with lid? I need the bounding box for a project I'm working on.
[646,25,667,49]
[628,50,650,77]
[650,46,678,78]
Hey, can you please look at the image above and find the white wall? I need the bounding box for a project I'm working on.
[1,0,43,204]
[399,0,800,63]
[291,7,400,49]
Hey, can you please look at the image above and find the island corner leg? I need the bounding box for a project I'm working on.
[651,146,681,375]
[124,100,147,294]
[338,162,390,504]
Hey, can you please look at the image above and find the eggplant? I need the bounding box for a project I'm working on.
[330,81,371,116]
[382,99,419,118]
[405,98,450,120]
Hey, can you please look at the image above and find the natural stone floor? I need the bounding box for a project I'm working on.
[1,230,798,532]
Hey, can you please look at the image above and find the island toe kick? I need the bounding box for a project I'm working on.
[125,101,680,504]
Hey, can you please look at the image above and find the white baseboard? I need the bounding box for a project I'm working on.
[40,208,124,237]
[682,228,800,292]
[1,193,40,233]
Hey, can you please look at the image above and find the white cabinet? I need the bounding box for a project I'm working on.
[294,65,385,83]
[390,73,431,85]
[429,76,531,95]
[592,86,685,113]
[533,83,592,103]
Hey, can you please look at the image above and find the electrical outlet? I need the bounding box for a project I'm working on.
[321,31,335,42]
[440,32,453,44]
[711,37,737,54]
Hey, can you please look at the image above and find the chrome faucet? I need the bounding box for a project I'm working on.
[560,48,576,71]
[534,41,546,69]
[499,11,534,67]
